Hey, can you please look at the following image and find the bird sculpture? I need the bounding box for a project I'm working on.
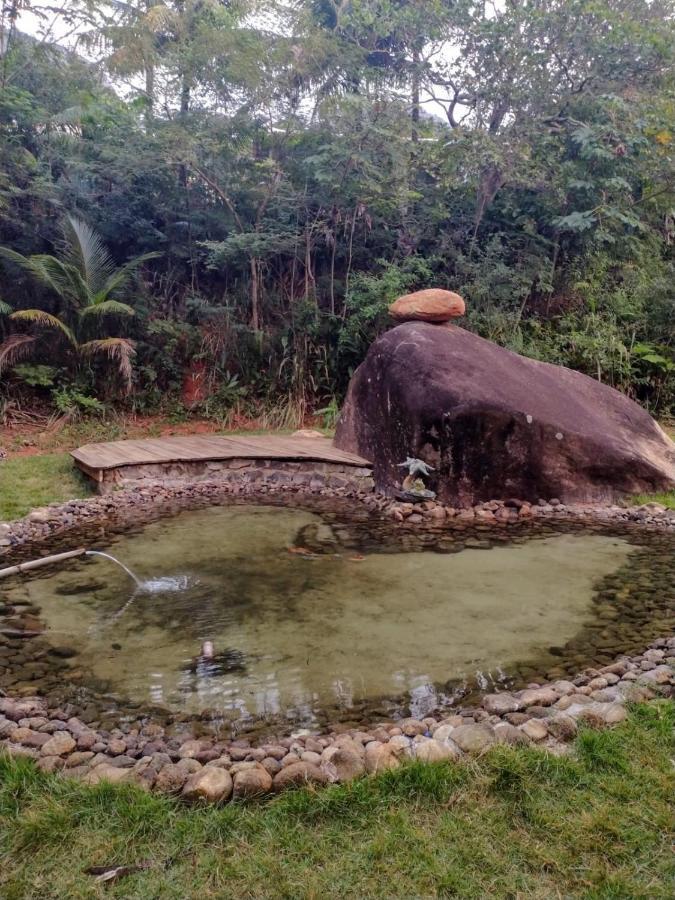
[397,457,435,479]
[396,457,436,499]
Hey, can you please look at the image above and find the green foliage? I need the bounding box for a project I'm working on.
[200,372,248,422]
[0,453,94,520]
[0,216,159,394]
[51,387,106,418]
[316,396,340,430]
[0,2,672,414]
[11,363,58,388]
[0,703,672,897]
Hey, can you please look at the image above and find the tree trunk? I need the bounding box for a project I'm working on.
[411,46,421,144]
[145,62,154,127]
[250,256,260,331]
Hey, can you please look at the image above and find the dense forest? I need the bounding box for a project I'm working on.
[0,0,673,425]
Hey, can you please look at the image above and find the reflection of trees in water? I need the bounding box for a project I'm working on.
[181,647,248,680]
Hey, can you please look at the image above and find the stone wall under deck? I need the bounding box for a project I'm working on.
[97,458,375,495]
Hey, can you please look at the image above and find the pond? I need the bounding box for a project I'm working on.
[2,503,673,736]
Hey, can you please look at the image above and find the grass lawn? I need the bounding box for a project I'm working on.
[630,491,675,509]
[0,453,94,521]
[0,703,673,899]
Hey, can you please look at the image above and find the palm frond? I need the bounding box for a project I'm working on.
[63,216,115,296]
[98,251,162,301]
[80,337,136,393]
[0,247,87,306]
[0,334,37,374]
[35,256,90,308]
[0,299,12,315]
[10,310,77,345]
[79,300,135,318]
[0,247,53,286]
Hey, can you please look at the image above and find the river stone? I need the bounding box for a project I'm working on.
[431,724,457,743]
[261,745,287,761]
[65,751,95,768]
[449,724,496,754]
[125,757,158,791]
[27,508,53,524]
[76,732,97,751]
[40,732,76,757]
[414,738,461,763]
[175,757,202,774]
[106,755,137,769]
[280,752,301,768]
[545,714,578,741]
[204,756,233,769]
[12,727,50,748]
[1,698,45,721]
[399,718,427,736]
[332,736,366,759]
[388,735,414,755]
[602,703,628,725]
[389,289,465,323]
[85,764,132,785]
[321,746,366,783]
[364,742,406,774]
[273,761,328,791]
[155,763,190,794]
[2,743,38,759]
[0,717,17,738]
[37,755,66,773]
[300,750,322,765]
[483,692,521,715]
[183,767,233,804]
[517,687,560,708]
[334,321,675,504]
[106,738,127,756]
[261,757,282,776]
[493,723,531,746]
[178,739,206,759]
[638,665,672,685]
[232,765,273,799]
[521,719,548,742]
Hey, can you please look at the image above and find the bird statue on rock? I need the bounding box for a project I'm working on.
[396,458,436,499]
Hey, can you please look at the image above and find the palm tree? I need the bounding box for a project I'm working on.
[0,216,160,392]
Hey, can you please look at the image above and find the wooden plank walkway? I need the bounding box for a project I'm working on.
[71,434,371,474]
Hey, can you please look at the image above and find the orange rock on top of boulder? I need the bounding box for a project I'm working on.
[389,289,465,323]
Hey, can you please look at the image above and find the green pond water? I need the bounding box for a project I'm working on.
[4,505,645,728]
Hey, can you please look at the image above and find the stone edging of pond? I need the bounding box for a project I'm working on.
[0,476,673,559]
[0,638,673,803]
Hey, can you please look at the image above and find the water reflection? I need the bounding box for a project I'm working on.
[4,503,670,731]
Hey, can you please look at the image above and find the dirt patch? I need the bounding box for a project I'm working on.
[1,414,324,459]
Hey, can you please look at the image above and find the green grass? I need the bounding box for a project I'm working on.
[0,703,673,899]
[629,491,675,509]
[0,453,94,521]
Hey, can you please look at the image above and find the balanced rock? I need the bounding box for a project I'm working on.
[335,322,675,504]
[389,289,465,323]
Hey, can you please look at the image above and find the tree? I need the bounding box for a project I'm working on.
[0,216,160,390]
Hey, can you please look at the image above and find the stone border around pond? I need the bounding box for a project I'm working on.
[1,639,672,803]
[0,473,673,558]
[0,476,673,803]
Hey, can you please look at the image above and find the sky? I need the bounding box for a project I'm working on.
[13,0,458,124]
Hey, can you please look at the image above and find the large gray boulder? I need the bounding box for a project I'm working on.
[334,323,675,505]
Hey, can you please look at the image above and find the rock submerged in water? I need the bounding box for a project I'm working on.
[334,322,675,505]
[389,289,465,323]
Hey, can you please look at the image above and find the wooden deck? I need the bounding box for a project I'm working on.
[71,434,371,479]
